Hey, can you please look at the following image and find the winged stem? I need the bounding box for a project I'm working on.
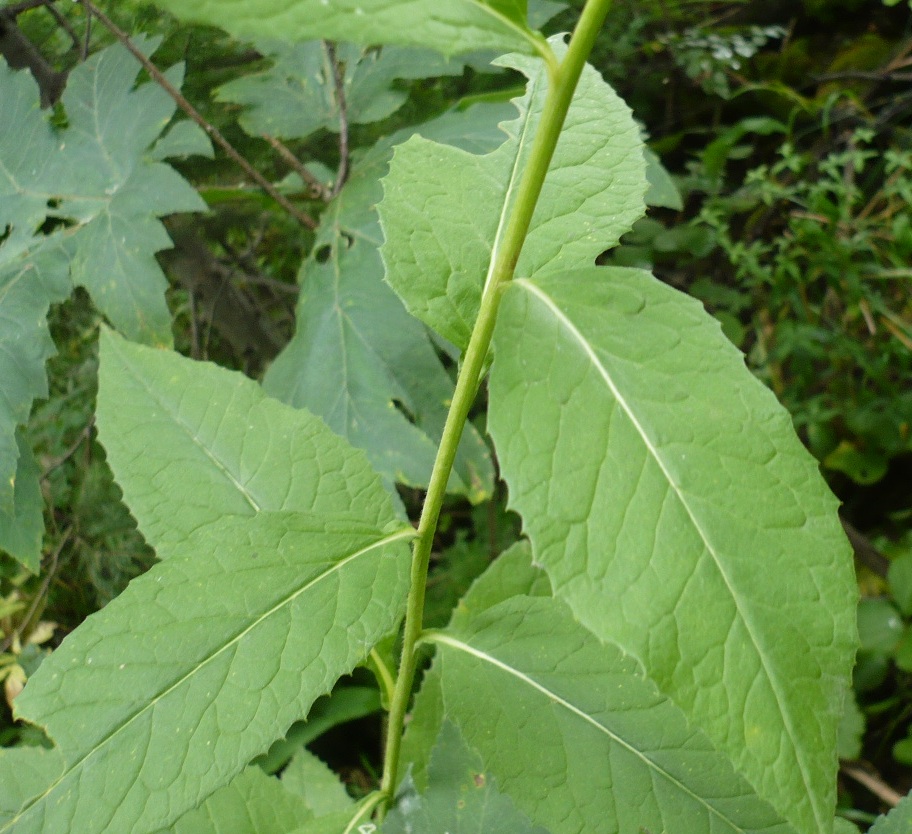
[378,0,616,809]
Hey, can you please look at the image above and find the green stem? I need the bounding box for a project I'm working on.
[378,0,615,809]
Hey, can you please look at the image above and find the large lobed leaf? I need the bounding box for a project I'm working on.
[378,36,647,350]
[9,513,411,833]
[216,40,464,141]
[0,42,207,566]
[487,267,857,832]
[148,0,545,60]
[263,105,512,500]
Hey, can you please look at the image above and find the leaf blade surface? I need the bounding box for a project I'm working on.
[431,595,796,834]
[487,267,857,832]
[9,513,411,834]
[97,329,398,549]
[147,0,542,59]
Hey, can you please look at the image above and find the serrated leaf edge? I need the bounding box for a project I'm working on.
[9,525,415,830]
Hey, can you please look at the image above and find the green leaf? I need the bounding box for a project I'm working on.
[97,328,399,550]
[869,793,912,834]
[264,106,511,501]
[402,540,549,790]
[280,750,353,816]
[384,722,549,834]
[429,595,796,834]
[487,267,857,833]
[379,37,647,350]
[9,513,412,833]
[0,431,44,571]
[0,746,64,826]
[164,766,314,834]
[147,0,544,60]
[833,820,861,834]
[216,41,464,142]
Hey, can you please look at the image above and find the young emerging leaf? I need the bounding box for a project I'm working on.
[379,37,646,350]
[10,513,412,833]
[97,329,399,550]
[147,0,546,60]
[487,267,857,832]
[428,594,796,834]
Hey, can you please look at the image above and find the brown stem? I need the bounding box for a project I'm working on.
[841,763,903,808]
[324,41,349,199]
[81,0,318,230]
[261,133,330,200]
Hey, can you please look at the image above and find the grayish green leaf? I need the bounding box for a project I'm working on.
[384,721,549,834]
[488,266,857,832]
[149,119,215,160]
[379,37,647,349]
[217,41,463,141]
[430,595,796,834]
[0,431,43,571]
[263,106,512,501]
[0,235,70,517]
[147,0,545,60]
[10,513,412,833]
[60,47,205,344]
[165,766,314,833]
[97,329,399,550]
[0,40,204,516]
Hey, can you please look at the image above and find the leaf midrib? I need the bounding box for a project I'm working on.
[516,277,820,829]
[9,525,413,831]
[431,631,762,834]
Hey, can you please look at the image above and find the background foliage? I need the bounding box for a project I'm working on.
[0,0,911,829]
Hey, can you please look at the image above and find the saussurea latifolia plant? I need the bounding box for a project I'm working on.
[0,0,859,832]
